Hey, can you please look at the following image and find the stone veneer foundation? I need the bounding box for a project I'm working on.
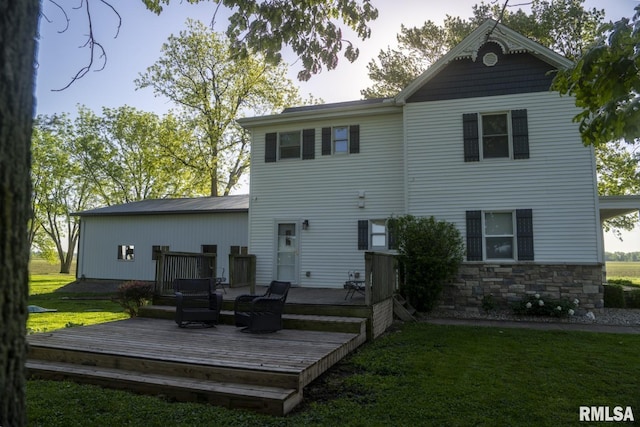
[439,263,605,312]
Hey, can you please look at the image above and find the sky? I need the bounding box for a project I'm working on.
[34,0,640,252]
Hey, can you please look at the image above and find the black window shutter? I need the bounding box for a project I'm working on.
[321,127,332,155]
[358,220,369,250]
[387,219,397,250]
[512,109,529,159]
[516,209,534,260]
[265,132,277,162]
[466,210,483,261]
[349,125,360,154]
[302,128,315,160]
[463,113,479,162]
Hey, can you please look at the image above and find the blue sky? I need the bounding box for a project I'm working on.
[34,0,640,252]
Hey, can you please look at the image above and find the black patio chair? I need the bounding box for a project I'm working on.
[234,280,291,333]
[174,278,223,328]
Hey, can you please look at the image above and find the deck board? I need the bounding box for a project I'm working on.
[28,317,364,378]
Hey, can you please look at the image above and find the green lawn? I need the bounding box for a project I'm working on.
[28,271,126,334]
[27,323,640,426]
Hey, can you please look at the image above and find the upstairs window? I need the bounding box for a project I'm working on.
[333,126,349,154]
[322,125,360,155]
[463,110,529,162]
[481,113,509,158]
[279,131,301,159]
[265,129,315,162]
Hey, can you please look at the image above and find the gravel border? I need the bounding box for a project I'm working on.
[423,307,640,326]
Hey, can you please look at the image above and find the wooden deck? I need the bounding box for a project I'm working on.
[26,316,367,415]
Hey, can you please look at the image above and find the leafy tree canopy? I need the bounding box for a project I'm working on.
[136,19,301,196]
[142,0,379,80]
[552,5,640,149]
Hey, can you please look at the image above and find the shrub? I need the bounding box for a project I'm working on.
[512,294,578,318]
[116,281,153,317]
[392,215,464,312]
[625,289,640,309]
[604,284,626,308]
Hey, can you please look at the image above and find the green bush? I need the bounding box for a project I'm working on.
[392,215,464,312]
[512,294,578,317]
[625,289,640,309]
[604,284,626,308]
[116,281,154,317]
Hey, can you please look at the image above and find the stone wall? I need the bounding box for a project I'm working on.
[439,263,605,312]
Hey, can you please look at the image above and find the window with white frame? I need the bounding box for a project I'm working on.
[279,131,301,159]
[481,113,510,158]
[370,220,387,249]
[333,126,349,154]
[484,212,514,259]
[463,110,529,162]
[466,209,534,261]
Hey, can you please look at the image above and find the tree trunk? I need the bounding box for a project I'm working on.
[0,1,39,426]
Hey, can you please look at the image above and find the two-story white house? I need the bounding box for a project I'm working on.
[239,20,640,310]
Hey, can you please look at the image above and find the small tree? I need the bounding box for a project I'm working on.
[392,215,464,312]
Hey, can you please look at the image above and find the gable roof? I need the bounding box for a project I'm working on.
[74,194,249,217]
[395,19,574,104]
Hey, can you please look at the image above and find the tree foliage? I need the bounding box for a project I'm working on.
[136,19,300,196]
[73,106,199,205]
[392,215,465,312]
[362,0,604,99]
[31,114,97,273]
[552,5,640,149]
[141,0,379,80]
[552,5,640,233]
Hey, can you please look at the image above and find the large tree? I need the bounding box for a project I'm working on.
[0,2,39,426]
[31,114,96,273]
[362,0,604,98]
[136,19,300,196]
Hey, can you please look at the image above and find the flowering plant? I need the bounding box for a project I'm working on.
[512,294,578,318]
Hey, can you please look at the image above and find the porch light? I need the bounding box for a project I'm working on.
[302,219,309,230]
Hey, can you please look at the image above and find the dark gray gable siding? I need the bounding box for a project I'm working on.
[407,43,556,103]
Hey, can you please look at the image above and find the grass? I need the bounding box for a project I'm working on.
[606,261,640,287]
[27,323,640,426]
[28,258,127,334]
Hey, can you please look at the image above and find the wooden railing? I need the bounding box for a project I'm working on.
[364,252,398,305]
[155,251,216,295]
[229,254,256,292]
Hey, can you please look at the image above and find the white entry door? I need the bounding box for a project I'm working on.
[276,223,297,283]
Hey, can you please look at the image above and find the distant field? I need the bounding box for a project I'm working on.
[29,257,76,276]
[605,261,640,285]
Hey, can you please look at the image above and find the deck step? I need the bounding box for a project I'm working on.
[393,296,417,322]
[27,359,301,416]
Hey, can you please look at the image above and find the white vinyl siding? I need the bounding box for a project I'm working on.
[405,92,599,263]
[249,112,404,287]
[77,212,248,281]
